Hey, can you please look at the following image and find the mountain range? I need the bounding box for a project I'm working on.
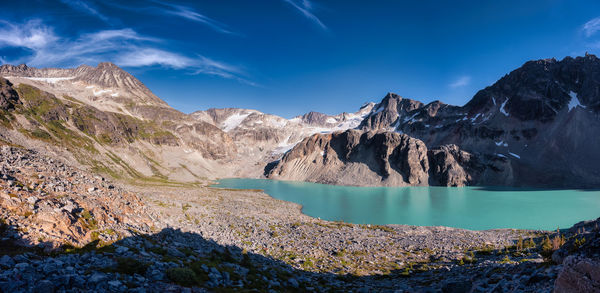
[1,54,599,188]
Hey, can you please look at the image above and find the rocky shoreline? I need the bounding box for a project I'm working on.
[0,142,598,292]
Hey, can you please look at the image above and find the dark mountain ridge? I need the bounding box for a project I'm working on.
[269,54,600,187]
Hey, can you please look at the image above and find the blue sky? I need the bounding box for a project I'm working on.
[1,1,600,117]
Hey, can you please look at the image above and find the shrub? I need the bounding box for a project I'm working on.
[541,236,551,252]
[552,234,565,251]
[115,257,149,275]
[31,128,52,140]
[500,255,511,264]
[571,237,586,252]
[166,267,198,287]
[516,235,524,251]
[525,238,536,249]
[461,251,477,264]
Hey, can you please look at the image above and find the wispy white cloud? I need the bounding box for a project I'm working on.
[449,76,471,88]
[103,0,235,35]
[0,19,252,85]
[0,19,58,50]
[283,0,328,31]
[153,1,234,35]
[583,17,600,37]
[114,48,194,68]
[59,0,110,22]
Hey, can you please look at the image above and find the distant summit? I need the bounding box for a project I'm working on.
[0,62,167,106]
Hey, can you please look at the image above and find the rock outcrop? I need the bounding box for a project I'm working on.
[552,218,600,293]
[427,144,484,187]
[0,77,19,110]
[267,129,483,186]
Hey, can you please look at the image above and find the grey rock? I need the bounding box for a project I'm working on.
[115,246,129,254]
[41,263,58,275]
[33,279,55,293]
[442,280,473,293]
[0,255,15,268]
[89,272,107,284]
[149,270,163,281]
[288,278,299,288]
[108,280,122,287]
[14,262,29,270]
[167,247,185,258]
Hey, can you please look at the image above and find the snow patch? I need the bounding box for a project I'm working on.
[111,93,119,97]
[268,118,288,128]
[492,97,496,105]
[499,99,509,116]
[221,113,250,132]
[93,89,113,96]
[568,91,585,111]
[272,134,296,154]
[508,152,521,159]
[85,85,95,89]
[496,153,507,158]
[404,112,419,123]
[470,113,481,123]
[372,103,385,114]
[24,77,75,84]
[389,119,400,130]
[325,117,338,124]
[495,141,508,147]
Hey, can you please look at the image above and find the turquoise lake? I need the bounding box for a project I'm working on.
[214,178,600,231]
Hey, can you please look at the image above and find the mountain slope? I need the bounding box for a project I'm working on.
[2,56,599,187]
[268,55,600,187]
[0,63,376,181]
[0,64,237,183]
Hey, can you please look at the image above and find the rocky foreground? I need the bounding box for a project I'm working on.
[0,142,598,292]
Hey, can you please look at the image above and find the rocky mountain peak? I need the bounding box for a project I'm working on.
[465,55,600,121]
[0,64,35,76]
[298,111,330,125]
[359,93,424,130]
[0,62,168,107]
[97,62,119,69]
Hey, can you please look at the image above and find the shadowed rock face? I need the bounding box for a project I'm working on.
[0,78,19,110]
[267,129,484,187]
[359,93,424,130]
[268,55,600,188]
[465,54,600,121]
[427,144,485,187]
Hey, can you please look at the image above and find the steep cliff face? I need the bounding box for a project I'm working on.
[427,144,483,187]
[0,78,19,110]
[267,129,484,187]
[359,93,424,130]
[327,55,600,188]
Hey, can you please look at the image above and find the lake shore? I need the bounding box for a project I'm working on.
[215,178,600,231]
[0,144,597,291]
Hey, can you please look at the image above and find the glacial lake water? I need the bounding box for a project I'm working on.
[214,178,600,231]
